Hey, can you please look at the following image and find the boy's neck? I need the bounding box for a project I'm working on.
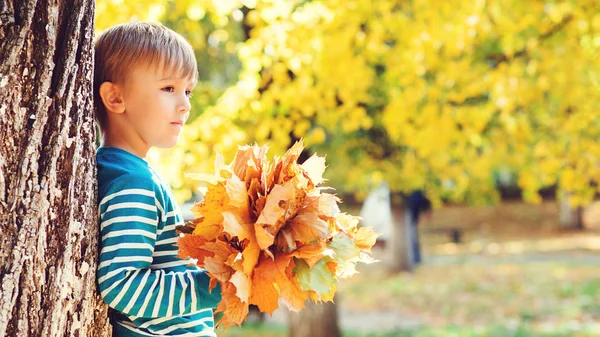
[102,128,149,159]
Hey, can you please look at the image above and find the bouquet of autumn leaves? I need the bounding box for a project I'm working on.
[176,140,379,327]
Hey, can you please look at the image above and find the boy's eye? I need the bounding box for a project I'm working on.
[185,90,193,98]
[162,86,175,93]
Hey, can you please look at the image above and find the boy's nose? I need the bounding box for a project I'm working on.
[178,97,191,114]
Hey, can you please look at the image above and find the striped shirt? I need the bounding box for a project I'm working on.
[97,146,221,337]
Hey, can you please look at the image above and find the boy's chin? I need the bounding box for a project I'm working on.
[155,138,180,149]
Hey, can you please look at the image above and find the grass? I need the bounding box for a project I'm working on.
[339,262,600,329]
[217,261,600,336]
[218,321,600,337]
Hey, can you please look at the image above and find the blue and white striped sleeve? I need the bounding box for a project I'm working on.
[97,175,221,319]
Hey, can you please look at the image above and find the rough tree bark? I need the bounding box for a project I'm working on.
[0,1,109,336]
[288,298,341,337]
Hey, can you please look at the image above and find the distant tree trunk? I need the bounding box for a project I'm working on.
[388,204,415,273]
[0,1,109,337]
[559,193,584,230]
[289,299,341,337]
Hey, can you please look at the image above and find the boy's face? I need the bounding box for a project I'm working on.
[119,63,194,153]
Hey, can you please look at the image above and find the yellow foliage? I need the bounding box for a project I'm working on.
[97,0,600,206]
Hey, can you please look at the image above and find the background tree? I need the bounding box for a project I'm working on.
[0,0,109,336]
[151,0,600,269]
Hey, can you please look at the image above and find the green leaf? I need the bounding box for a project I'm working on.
[294,258,336,296]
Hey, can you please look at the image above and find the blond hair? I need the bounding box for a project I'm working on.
[93,22,198,130]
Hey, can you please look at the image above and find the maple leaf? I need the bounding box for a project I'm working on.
[294,258,336,297]
[222,211,253,242]
[302,193,341,219]
[191,183,229,240]
[290,242,334,268]
[230,271,251,303]
[215,282,249,328]
[176,234,210,262]
[254,182,297,249]
[241,239,260,275]
[264,156,282,192]
[335,212,360,233]
[300,153,327,186]
[278,256,308,311]
[230,144,268,184]
[277,141,305,185]
[248,256,280,314]
[328,233,362,278]
[329,233,361,262]
[247,178,263,217]
[276,212,329,251]
[225,174,249,212]
[224,251,243,271]
[320,282,337,303]
[201,240,238,282]
[354,226,381,253]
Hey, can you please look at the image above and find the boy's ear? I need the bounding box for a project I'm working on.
[99,82,125,114]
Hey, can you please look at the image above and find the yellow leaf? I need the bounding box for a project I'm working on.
[354,226,381,253]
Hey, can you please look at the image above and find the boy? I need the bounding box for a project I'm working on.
[94,22,221,337]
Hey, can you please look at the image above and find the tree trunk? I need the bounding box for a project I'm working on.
[388,204,415,273]
[559,193,584,230]
[0,1,110,336]
[288,298,341,337]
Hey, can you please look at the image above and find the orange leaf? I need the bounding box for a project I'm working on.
[209,276,219,292]
[242,239,261,275]
[303,193,340,219]
[290,242,332,268]
[230,271,251,303]
[225,251,243,271]
[252,194,267,219]
[265,157,282,192]
[222,211,253,242]
[191,183,229,240]
[225,174,250,212]
[193,183,228,216]
[201,240,238,282]
[176,234,210,262]
[278,140,304,185]
[230,146,256,180]
[249,257,280,314]
[204,256,234,282]
[277,257,307,311]
[248,178,263,215]
[249,254,307,312]
[192,221,223,241]
[255,182,297,249]
[254,224,275,251]
[277,212,329,251]
[215,283,249,328]
[230,144,268,183]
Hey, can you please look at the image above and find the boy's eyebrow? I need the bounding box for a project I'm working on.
[158,76,196,85]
